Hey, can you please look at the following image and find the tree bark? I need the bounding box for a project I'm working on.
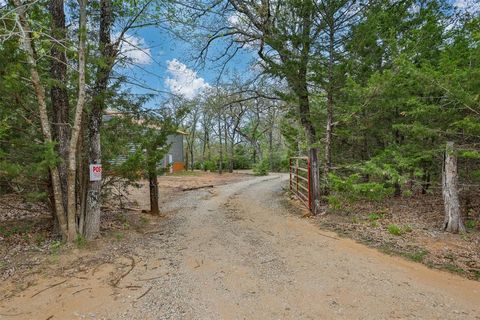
[13,0,68,237]
[49,0,69,219]
[268,127,273,171]
[442,141,465,233]
[148,168,159,215]
[218,116,223,174]
[323,26,335,193]
[84,0,114,240]
[65,0,87,241]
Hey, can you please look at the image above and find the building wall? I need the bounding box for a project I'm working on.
[109,134,185,173]
[166,134,184,163]
[161,134,185,173]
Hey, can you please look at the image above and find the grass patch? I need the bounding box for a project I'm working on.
[113,232,124,241]
[370,221,380,228]
[0,223,33,238]
[139,216,149,227]
[473,270,480,280]
[441,263,465,275]
[74,235,88,249]
[465,220,477,229]
[387,224,413,236]
[403,249,429,262]
[34,233,46,246]
[50,240,63,255]
[367,213,382,221]
[171,170,202,177]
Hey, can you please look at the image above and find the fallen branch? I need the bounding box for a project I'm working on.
[136,286,152,300]
[182,185,214,192]
[72,287,92,295]
[123,207,143,212]
[111,256,135,287]
[31,279,67,298]
[126,285,142,289]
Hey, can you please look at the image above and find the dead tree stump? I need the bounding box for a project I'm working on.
[442,141,465,233]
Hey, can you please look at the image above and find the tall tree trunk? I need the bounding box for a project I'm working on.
[218,116,223,174]
[148,167,159,215]
[442,141,465,233]
[84,0,114,240]
[229,134,235,173]
[202,125,208,170]
[268,127,273,171]
[323,26,334,194]
[224,116,228,172]
[65,0,87,241]
[49,0,69,222]
[190,132,195,171]
[13,0,68,237]
[296,78,321,214]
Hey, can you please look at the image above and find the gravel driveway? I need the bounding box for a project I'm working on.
[1,174,479,319]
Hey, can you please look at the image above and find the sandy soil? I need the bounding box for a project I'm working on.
[1,173,479,319]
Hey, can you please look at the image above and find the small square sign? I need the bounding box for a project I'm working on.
[89,164,102,181]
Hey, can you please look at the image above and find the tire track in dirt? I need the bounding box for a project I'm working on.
[1,174,479,319]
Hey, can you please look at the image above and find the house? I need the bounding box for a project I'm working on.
[161,132,186,173]
[103,110,185,173]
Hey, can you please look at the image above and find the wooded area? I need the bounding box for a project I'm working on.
[0,0,478,247]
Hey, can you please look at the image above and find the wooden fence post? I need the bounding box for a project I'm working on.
[309,148,321,214]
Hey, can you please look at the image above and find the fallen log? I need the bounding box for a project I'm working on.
[182,185,214,192]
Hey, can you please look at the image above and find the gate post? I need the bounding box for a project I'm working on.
[289,158,292,192]
[307,157,312,211]
[309,148,320,215]
[296,158,299,194]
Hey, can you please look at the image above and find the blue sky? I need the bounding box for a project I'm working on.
[114,0,478,107]
[116,24,254,107]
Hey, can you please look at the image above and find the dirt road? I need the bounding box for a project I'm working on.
[1,174,479,319]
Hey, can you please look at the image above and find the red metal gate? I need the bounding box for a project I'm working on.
[289,157,311,211]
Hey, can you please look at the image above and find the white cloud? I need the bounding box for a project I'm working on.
[454,0,480,13]
[165,59,210,99]
[116,33,152,65]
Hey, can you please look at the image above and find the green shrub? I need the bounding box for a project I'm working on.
[253,160,269,176]
[465,220,477,229]
[327,195,342,211]
[74,235,87,249]
[202,160,217,171]
[328,173,394,202]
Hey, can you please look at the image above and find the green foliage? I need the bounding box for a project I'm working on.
[50,240,63,255]
[387,224,403,236]
[327,195,342,211]
[403,249,429,263]
[465,220,478,229]
[0,223,33,238]
[387,224,412,236]
[74,235,87,249]
[253,159,269,176]
[367,213,382,221]
[202,160,217,171]
[328,173,394,202]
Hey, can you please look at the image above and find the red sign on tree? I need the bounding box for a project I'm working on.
[89,164,102,181]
